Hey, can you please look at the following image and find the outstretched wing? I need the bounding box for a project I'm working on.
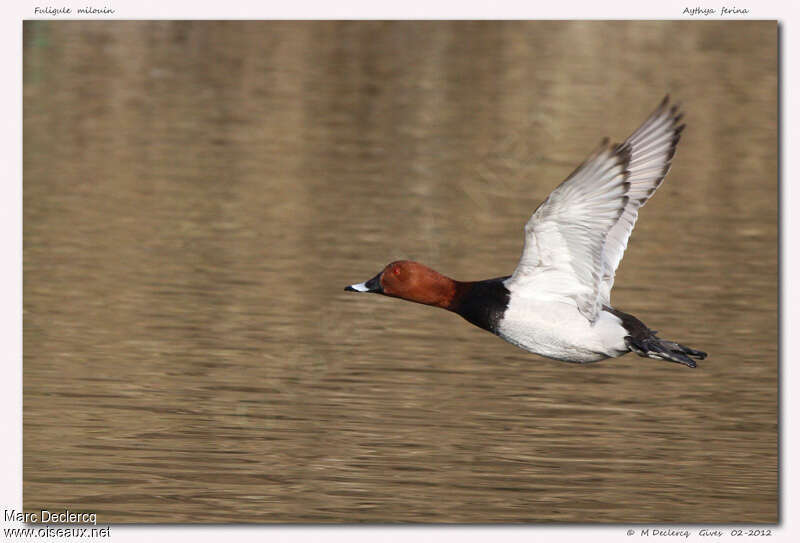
[506,96,685,322]
[597,97,685,304]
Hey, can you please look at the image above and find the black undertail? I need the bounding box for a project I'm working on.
[603,305,707,368]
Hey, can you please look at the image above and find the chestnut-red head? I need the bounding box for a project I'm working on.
[345,260,458,309]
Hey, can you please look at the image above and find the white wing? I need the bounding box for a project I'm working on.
[506,96,685,322]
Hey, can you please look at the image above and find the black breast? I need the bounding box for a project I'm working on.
[452,277,511,335]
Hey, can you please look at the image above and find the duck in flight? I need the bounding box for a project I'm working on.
[345,96,706,367]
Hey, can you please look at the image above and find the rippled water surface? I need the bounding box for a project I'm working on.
[23,21,777,523]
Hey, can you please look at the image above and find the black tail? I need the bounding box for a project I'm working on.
[624,335,707,368]
[603,306,707,368]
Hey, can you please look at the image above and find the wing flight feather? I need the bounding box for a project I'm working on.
[507,96,685,322]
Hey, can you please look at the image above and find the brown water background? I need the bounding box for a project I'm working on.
[23,21,777,523]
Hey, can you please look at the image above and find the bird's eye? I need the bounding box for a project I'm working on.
[393,267,401,276]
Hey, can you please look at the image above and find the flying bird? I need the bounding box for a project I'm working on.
[345,96,706,367]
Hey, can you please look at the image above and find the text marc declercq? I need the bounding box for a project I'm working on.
[5,509,98,525]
